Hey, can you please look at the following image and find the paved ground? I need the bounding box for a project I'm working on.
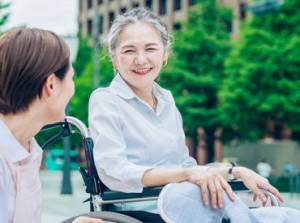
[41,171,92,223]
[41,171,300,223]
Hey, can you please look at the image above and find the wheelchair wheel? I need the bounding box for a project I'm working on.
[62,211,143,223]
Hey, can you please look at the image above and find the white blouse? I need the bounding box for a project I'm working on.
[89,74,197,193]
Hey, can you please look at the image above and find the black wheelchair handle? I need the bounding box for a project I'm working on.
[41,120,68,131]
[41,116,91,149]
[41,119,72,149]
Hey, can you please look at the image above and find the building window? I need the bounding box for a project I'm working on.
[109,11,115,27]
[88,0,92,9]
[174,0,181,11]
[79,22,82,32]
[226,21,232,33]
[120,7,127,14]
[79,0,82,11]
[146,0,152,10]
[87,19,92,36]
[173,23,181,30]
[159,0,167,15]
[240,3,246,20]
[98,0,103,4]
[99,15,103,34]
[188,0,196,6]
[132,2,139,8]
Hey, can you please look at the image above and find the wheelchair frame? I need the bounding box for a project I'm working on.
[41,116,280,222]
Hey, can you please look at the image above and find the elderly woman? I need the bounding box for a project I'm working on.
[89,7,300,223]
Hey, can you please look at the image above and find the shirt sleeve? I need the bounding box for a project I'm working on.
[88,90,154,193]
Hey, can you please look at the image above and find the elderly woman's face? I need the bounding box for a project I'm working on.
[112,22,168,91]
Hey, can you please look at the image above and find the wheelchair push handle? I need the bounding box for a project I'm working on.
[65,116,90,138]
[41,116,91,149]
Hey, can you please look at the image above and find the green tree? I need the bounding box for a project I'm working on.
[70,49,113,126]
[72,35,93,77]
[161,0,232,161]
[0,1,10,33]
[219,0,300,141]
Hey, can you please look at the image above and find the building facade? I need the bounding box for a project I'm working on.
[78,0,250,42]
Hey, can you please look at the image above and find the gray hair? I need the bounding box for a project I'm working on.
[104,7,171,57]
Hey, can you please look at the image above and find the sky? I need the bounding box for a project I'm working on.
[4,0,78,36]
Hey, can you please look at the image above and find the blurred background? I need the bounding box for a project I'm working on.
[1,0,300,221]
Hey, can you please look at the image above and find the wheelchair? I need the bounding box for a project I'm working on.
[41,116,280,223]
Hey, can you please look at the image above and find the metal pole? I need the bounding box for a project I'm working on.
[61,105,73,194]
[61,136,72,194]
[59,36,78,195]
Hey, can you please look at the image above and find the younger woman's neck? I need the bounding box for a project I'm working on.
[1,111,42,152]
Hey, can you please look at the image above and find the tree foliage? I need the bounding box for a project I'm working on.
[219,0,300,140]
[70,47,113,126]
[161,0,232,137]
[73,35,93,77]
[0,1,10,33]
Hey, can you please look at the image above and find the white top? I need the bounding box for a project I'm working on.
[89,74,197,193]
[0,118,42,223]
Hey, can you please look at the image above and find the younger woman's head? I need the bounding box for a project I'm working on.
[0,27,71,115]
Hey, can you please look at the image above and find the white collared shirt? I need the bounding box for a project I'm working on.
[89,74,197,193]
[0,119,42,223]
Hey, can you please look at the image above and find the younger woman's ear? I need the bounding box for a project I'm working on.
[43,73,56,96]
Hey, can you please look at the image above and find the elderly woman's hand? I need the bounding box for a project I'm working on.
[72,216,104,223]
[234,167,283,206]
[187,169,235,209]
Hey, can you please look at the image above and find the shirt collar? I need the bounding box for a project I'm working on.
[109,74,135,100]
[110,73,173,104]
[0,118,42,163]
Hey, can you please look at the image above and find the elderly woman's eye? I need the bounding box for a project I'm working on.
[123,49,134,53]
[147,48,157,51]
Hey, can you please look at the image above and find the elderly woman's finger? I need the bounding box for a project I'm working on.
[253,194,257,202]
[265,186,283,202]
[199,182,209,206]
[255,189,268,203]
[208,178,218,209]
[213,176,225,208]
[219,176,235,202]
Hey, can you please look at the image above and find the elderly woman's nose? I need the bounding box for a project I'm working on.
[135,52,147,64]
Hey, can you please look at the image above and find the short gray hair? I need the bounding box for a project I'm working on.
[104,7,171,57]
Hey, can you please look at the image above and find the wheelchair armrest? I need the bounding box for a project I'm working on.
[101,181,248,201]
[99,180,279,207]
[102,186,164,201]
[228,180,248,191]
[102,181,249,201]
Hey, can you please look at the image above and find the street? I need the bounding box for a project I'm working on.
[41,171,89,223]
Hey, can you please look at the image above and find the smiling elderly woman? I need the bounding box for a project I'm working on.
[88,7,300,223]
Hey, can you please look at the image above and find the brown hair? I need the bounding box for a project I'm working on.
[0,27,70,114]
